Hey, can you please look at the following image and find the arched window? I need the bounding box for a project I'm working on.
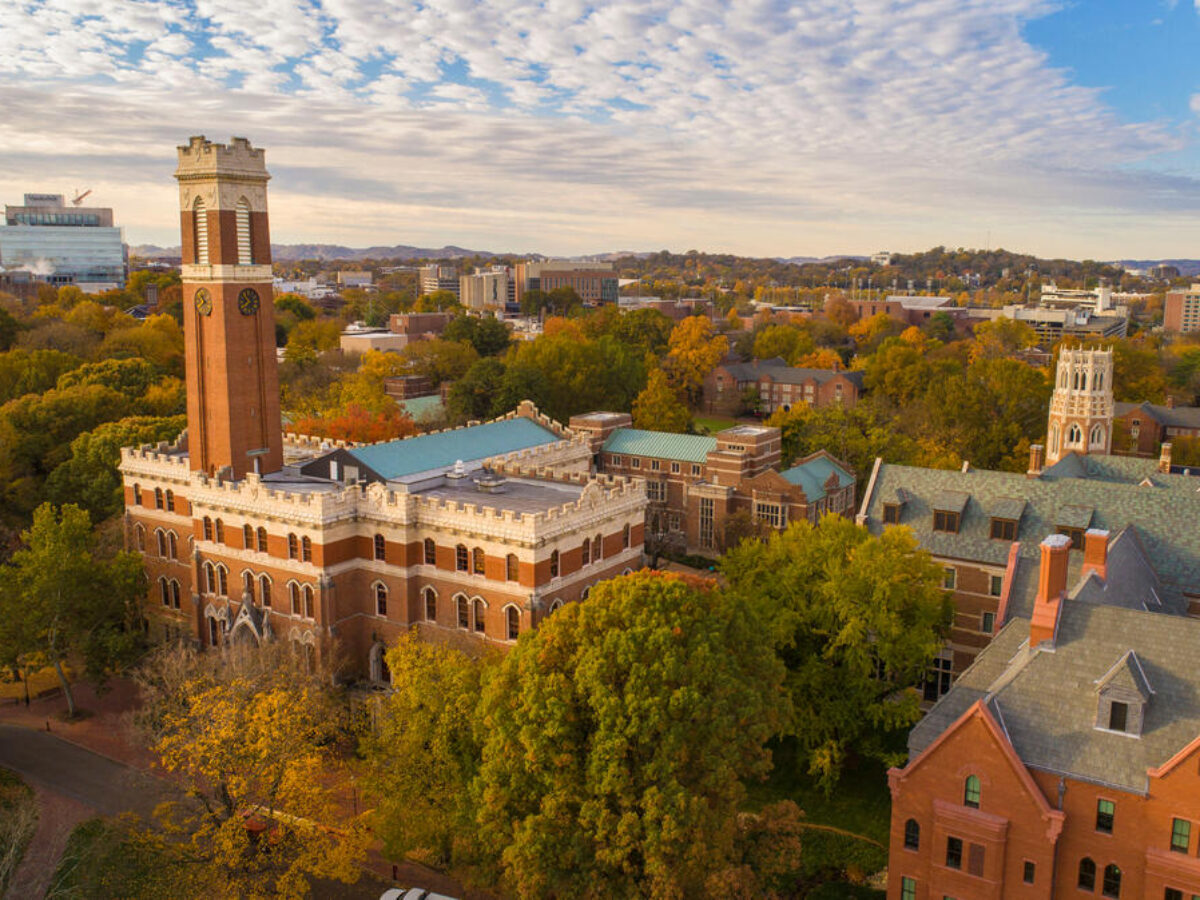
[133,483,142,506]
[203,562,216,594]
[1078,858,1096,891]
[903,818,919,850]
[217,565,228,596]
[208,616,220,647]
[289,582,300,615]
[134,524,145,552]
[301,536,312,562]
[215,519,224,543]
[369,642,391,685]
[1090,424,1105,448]
[1099,864,1118,897]
[243,524,253,548]
[171,580,182,609]
[168,531,178,559]
[550,549,559,578]
[456,544,468,571]
[155,487,164,510]
[165,489,174,511]
[423,587,437,621]
[456,594,470,629]
[1096,371,1104,390]
[506,605,520,640]
[303,585,315,619]
[506,553,519,582]
[374,533,386,561]
[259,575,271,607]
[964,775,980,808]
[1049,423,1060,455]
[288,534,298,559]
[1101,864,1121,898]
[203,517,213,541]
[235,197,253,265]
[622,523,631,548]
[593,534,602,562]
[155,529,167,557]
[256,527,268,553]
[548,598,563,616]
[1068,423,1082,446]
[472,547,485,575]
[242,570,253,597]
[581,585,591,601]
[159,576,170,606]
[193,196,209,265]
[424,538,436,565]
[375,583,388,617]
[581,539,590,566]
[472,598,486,633]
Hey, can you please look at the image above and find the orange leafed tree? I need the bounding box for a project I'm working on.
[292,403,417,443]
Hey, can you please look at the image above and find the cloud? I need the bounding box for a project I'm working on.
[0,0,1194,258]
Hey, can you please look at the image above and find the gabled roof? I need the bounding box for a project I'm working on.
[718,358,864,389]
[990,497,1027,521]
[780,452,854,501]
[347,416,560,481]
[1115,400,1200,431]
[1095,649,1154,700]
[602,428,717,464]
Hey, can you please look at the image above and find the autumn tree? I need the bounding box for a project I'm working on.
[0,503,145,717]
[284,319,341,363]
[475,572,786,899]
[766,402,918,481]
[291,403,417,443]
[133,642,367,898]
[443,315,511,357]
[721,516,953,792]
[632,368,690,433]
[447,357,506,423]
[499,332,644,421]
[666,315,729,406]
[970,317,1038,362]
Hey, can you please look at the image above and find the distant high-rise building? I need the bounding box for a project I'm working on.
[460,266,510,309]
[0,192,126,288]
[1165,285,1200,334]
[419,264,460,297]
[514,260,617,305]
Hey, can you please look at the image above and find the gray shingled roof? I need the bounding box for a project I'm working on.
[910,604,1200,794]
[720,357,865,389]
[862,455,1200,611]
[1115,400,1200,431]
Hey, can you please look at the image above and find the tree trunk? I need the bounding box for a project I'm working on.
[52,657,76,718]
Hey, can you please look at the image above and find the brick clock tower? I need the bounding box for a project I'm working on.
[175,136,283,479]
[1046,346,1114,465]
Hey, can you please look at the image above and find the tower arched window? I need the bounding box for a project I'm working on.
[581,538,590,566]
[506,605,520,641]
[1067,423,1082,446]
[256,527,268,553]
[963,775,980,808]
[192,197,209,265]
[217,565,228,596]
[134,524,145,552]
[156,529,167,557]
[235,197,252,265]
[303,585,315,618]
[424,538,436,565]
[204,562,216,594]
[289,582,300,615]
[622,523,631,548]
[133,483,142,506]
[288,533,298,559]
[472,598,486,633]
[1078,857,1096,891]
[1101,863,1121,897]
[456,594,469,629]
[154,488,164,510]
[215,519,224,543]
[472,547,485,575]
[242,570,253,598]
[374,533,386,561]
[593,534,602,562]
[243,524,253,548]
[506,553,519,582]
[375,582,388,617]
[456,544,468,572]
[203,517,213,541]
[259,575,271,607]
[549,550,559,578]
[164,489,174,511]
[1090,424,1105,448]
[170,580,181,609]
[903,818,919,850]
[301,536,312,562]
[159,576,170,606]
[423,586,437,621]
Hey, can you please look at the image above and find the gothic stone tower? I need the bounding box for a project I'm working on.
[176,136,283,479]
[1046,346,1114,465]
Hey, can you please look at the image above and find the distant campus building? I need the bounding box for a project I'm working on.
[702,357,863,416]
[0,192,126,289]
[1165,284,1200,334]
[877,347,1200,898]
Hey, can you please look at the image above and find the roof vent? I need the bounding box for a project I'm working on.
[446,459,470,480]
[474,469,508,493]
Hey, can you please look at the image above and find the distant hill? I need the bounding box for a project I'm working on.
[1119,259,1200,278]
[129,243,509,262]
[778,255,867,265]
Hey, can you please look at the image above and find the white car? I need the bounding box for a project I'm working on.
[379,889,459,900]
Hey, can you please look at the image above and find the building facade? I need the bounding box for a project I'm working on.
[514,260,617,305]
[1166,285,1200,334]
[702,357,863,416]
[418,264,460,297]
[1114,401,1200,458]
[460,267,512,309]
[0,192,126,288]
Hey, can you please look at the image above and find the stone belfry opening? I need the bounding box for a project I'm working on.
[1046,346,1114,465]
[176,135,283,479]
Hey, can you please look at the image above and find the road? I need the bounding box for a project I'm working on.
[0,723,172,819]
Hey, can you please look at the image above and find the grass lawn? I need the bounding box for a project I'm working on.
[692,415,738,434]
[0,665,70,702]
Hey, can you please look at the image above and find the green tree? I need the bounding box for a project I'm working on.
[447,357,506,423]
[284,320,341,363]
[632,368,690,432]
[0,307,19,352]
[0,348,81,404]
[721,517,953,791]
[500,333,644,421]
[273,292,316,321]
[444,315,511,356]
[56,357,160,397]
[752,324,812,363]
[0,503,145,717]
[766,402,918,481]
[475,572,786,899]
[45,415,186,522]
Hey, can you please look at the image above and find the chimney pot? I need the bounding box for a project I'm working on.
[1031,534,1071,647]
[1027,443,1045,478]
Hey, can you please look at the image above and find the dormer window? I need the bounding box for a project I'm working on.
[989,498,1025,540]
[883,503,901,525]
[1094,650,1152,738]
[933,510,960,533]
[1057,505,1094,550]
[1108,702,1128,732]
[990,518,1017,540]
[931,491,968,534]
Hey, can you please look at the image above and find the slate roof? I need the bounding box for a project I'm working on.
[1115,400,1200,431]
[719,357,864,389]
[602,428,717,464]
[861,456,1200,611]
[347,416,560,481]
[910,603,1200,794]
[780,454,855,501]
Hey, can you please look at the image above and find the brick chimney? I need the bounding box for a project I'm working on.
[1030,534,1071,647]
[1082,528,1109,580]
[1027,443,1045,478]
[1166,396,1176,409]
[1159,442,1173,474]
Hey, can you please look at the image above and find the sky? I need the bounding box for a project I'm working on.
[0,0,1197,260]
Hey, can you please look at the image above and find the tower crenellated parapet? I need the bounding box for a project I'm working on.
[1046,346,1114,464]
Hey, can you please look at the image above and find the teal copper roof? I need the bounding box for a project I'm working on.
[398,394,445,422]
[781,454,855,501]
[602,428,718,464]
[348,416,559,480]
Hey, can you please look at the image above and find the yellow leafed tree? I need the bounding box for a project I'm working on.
[666,316,728,405]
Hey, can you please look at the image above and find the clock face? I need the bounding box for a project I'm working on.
[194,288,212,316]
[237,288,261,316]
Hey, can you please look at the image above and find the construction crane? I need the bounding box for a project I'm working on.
[71,189,92,206]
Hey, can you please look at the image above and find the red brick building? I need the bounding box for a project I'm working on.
[702,357,863,416]
[1114,401,1200,458]
[1165,285,1200,334]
